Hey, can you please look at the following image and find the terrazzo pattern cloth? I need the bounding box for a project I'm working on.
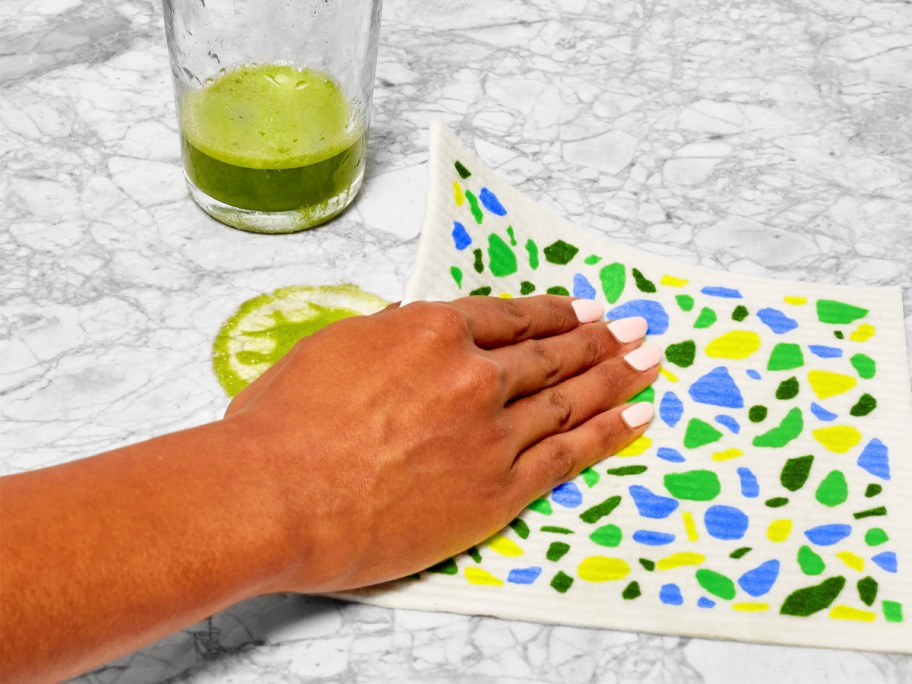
[339,122,912,654]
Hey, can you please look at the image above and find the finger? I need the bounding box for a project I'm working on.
[449,295,605,349]
[505,344,661,451]
[495,317,649,400]
[509,401,656,503]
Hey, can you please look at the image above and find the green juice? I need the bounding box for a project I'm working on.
[180,63,364,228]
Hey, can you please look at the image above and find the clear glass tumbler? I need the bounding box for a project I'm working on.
[162,0,383,234]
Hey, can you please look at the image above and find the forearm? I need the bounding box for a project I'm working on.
[0,418,290,683]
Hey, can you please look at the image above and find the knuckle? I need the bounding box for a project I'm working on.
[544,439,576,483]
[499,299,533,340]
[527,339,562,383]
[545,387,575,431]
[413,303,470,343]
[458,355,503,399]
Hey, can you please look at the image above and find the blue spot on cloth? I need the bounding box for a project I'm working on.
[451,221,472,250]
[857,438,890,480]
[657,447,685,463]
[572,273,597,300]
[738,560,780,597]
[552,482,583,508]
[659,391,684,428]
[872,552,897,573]
[479,188,507,216]
[715,414,741,434]
[629,485,679,519]
[756,308,798,334]
[507,566,542,584]
[697,597,716,608]
[737,467,759,498]
[810,402,838,422]
[746,369,761,380]
[633,530,676,546]
[809,345,843,359]
[704,505,749,540]
[660,583,684,605]
[606,300,669,335]
[688,366,744,408]
[701,286,742,298]
[805,524,852,546]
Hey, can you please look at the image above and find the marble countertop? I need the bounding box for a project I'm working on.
[2,0,911,681]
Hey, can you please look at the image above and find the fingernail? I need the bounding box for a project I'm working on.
[622,402,654,428]
[624,345,661,371]
[571,299,604,324]
[607,316,648,344]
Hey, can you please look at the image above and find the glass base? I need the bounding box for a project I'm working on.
[185,167,364,235]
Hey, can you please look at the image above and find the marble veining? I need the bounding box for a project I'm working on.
[1,0,911,681]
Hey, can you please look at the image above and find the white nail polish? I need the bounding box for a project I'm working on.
[624,345,661,371]
[607,316,648,344]
[622,402,654,428]
[571,299,604,323]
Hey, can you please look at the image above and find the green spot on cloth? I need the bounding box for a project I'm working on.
[622,581,642,600]
[599,262,626,304]
[883,601,904,623]
[849,393,877,417]
[454,160,471,179]
[506,225,517,246]
[732,305,749,321]
[450,266,463,288]
[632,268,657,293]
[464,189,483,224]
[775,377,799,400]
[748,405,768,423]
[694,307,718,329]
[525,239,540,270]
[580,495,622,523]
[730,547,752,559]
[509,518,530,539]
[580,467,600,487]
[541,526,574,534]
[627,386,654,403]
[676,294,695,312]
[665,340,696,368]
[664,470,721,501]
[590,524,623,548]
[767,343,804,371]
[753,407,803,448]
[543,240,579,265]
[797,545,825,576]
[551,571,574,593]
[547,541,570,562]
[606,465,648,476]
[865,528,888,546]
[427,557,458,575]
[850,353,876,379]
[817,299,868,325]
[765,497,789,508]
[780,577,846,616]
[857,577,878,607]
[683,418,723,448]
[815,470,848,507]
[547,286,570,296]
[468,546,482,563]
[695,569,736,600]
[639,558,656,571]
[854,506,886,519]
[472,248,484,273]
[781,455,814,491]
[584,254,602,265]
[487,234,518,277]
[520,281,536,295]
[469,286,492,297]
[865,483,882,498]
[528,498,553,515]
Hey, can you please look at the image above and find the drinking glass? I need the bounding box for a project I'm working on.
[163,0,383,233]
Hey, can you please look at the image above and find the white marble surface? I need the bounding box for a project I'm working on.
[2,0,911,681]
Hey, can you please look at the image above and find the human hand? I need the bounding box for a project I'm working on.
[225,296,659,593]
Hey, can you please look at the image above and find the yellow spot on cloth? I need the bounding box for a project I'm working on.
[657,551,705,570]
[829,605,876,622]
[487,535,524,557]
[659,366,679,383]
[836,551,864,572]
[767,519,792,542]
[784,296,807,305]
[733,603,769,612]
[454,181,465,206]
[498,292,513,299]
[813,426,862,454]
[712,448,744,462]
[850,324,875,342]
[661,275,689,287]
[682,512,699,542]
[465,567,503,586]
[807,370,857,399]
[616,435,652,457]
[578,556,631,582]
[705,331,761,359]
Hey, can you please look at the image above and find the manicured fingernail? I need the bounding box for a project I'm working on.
[607,316,648,344]
[622,402,654,428]
[571,299,604,324]
[624,345,661,371]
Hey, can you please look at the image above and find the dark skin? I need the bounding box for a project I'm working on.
[0,296,659,683]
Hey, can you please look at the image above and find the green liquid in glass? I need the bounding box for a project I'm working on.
[180,63,364,218]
